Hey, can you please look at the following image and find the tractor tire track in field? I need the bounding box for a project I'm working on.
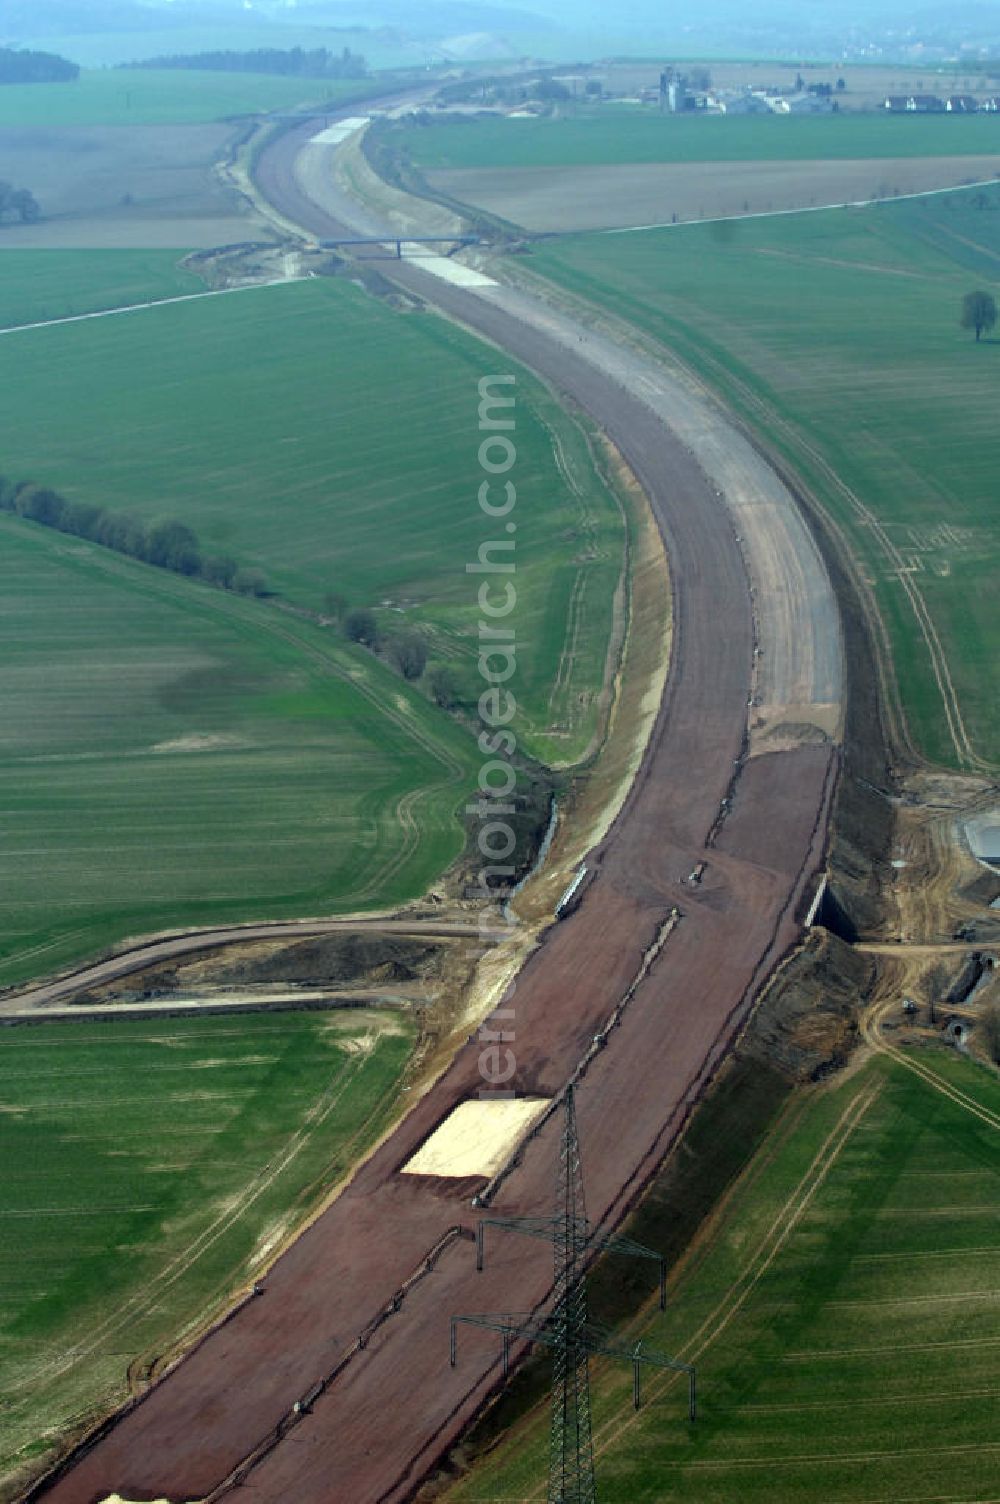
[520,408,605,748]
[0,323,476,992]
[511,1079,884,1503]
[546,568,587,724]
[251,613,469,905]
[659,1439,1000,1473]
[5,1036,381,1408]
[517,263,975,772]
[44,540,469,924]
[663,331,984,772]
[590,1079,883,1461]
[861,998,1000,1132]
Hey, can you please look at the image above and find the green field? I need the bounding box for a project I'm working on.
[0,69,375,127]
[524,188,1000,767]
[0,1007,413,1488]
[0,519,477,988]
[445,1050,1000,1503]
[0,250,203,329]
[0,274,624,768]
[392,109,1000,171]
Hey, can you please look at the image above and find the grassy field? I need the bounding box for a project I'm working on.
[0,1007,413,1489]
[444,1049,1000,1503]
[524,187,1000,768]
[0,519,477,989]
[394,109,1000,171]
[0,69,375,127]
[0,274,624,768]
[0,250,203,329]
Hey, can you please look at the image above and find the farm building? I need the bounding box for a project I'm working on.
[883,93,946,112]
[711,91,772,114]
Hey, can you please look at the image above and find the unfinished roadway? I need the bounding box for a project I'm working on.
[29,112,845,1504]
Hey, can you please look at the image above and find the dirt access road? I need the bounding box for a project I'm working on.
[0,917,484,1018]
[29,117,844,1504]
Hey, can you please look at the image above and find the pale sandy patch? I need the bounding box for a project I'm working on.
[749,701,842,755]
[399,243,497,286]
[309,116,371,146]
[402,1096,549,1178]
[99,1496,176,1504]
[151,733,249,754]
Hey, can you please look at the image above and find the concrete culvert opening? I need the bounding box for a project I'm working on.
[813,883,859,944]
[947,953,994,1006]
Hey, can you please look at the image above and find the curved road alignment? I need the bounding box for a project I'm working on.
[0,918,487,1016]
[29,107,844,1504]
[283,117,843,754]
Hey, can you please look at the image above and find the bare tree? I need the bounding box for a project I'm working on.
[323,590,347,622]
[389,631,428,681]
[233,566,269,597]
[344,607,378,648]
[427,662,459,709]
[961,289,997,342]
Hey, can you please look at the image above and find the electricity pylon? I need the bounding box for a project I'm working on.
[547,1081,595,1502]
[450,1085,695,1504]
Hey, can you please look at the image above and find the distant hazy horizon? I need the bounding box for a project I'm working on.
[6,0,1000,70]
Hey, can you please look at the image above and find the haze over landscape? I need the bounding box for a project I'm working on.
[10,0,1000,65]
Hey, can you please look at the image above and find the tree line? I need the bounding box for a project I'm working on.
[337,602,460,707]
[0,46,79,84]
[124,47,368,79]
[1,478,268,595]
[4,474,466,703]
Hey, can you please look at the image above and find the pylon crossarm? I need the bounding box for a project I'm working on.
[584,1231,669,1310]
[450,1312,545,1377]
[581,1323,693,1375]
[476,1219,667,1309]
[475,1220,660,1263]
[453,1313,686,1369]
[475,1213,584,1272]
[453,1312,536,1335]
[609,1337,697,1422]
[632,1346,694,1378]
[449,1308,696,1417]
[481,1215,561,1237]
[589,1232,660,1260]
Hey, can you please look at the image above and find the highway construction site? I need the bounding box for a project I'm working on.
[7,95,1000,1504]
